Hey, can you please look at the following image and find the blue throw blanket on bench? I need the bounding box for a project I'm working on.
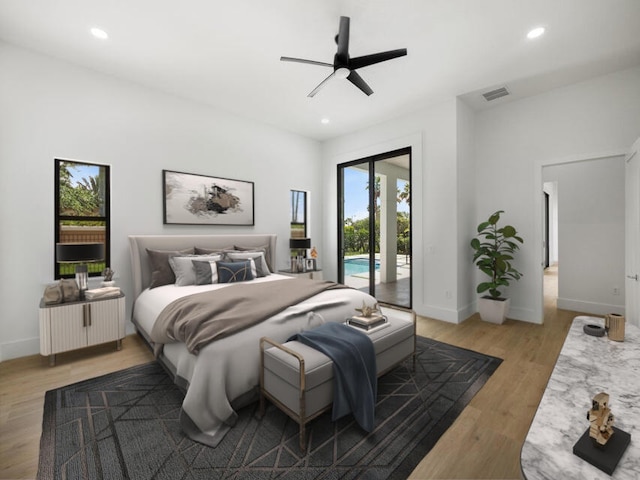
[288,322,377,431]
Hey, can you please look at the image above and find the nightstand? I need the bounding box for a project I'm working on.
[278,269,324,280]
[39,293,126,366]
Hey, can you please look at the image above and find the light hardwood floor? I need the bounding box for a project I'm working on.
[1,266,582,480]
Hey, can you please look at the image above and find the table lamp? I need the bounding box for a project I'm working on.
[289,238,311,272]
[56,242,105,298]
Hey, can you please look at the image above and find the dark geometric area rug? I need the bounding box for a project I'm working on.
[37,337,502,480]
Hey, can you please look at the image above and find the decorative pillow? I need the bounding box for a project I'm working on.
[169,254,222,286]
[225,251,270,277]
[217,260,254,284]
[146,248,194,289]
[234,244,272,271]
[192,259,220,285]
[194,246,235,255]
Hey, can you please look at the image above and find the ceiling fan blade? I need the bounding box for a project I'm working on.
[347,70,373,96]
[280,56,333,67]
[308,71,336,97]
[336,16,350,64]
[349,48,407,70]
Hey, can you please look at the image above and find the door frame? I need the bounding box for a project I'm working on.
[625,138,640,327]
[337,146,412,308]
[534,149,627,324]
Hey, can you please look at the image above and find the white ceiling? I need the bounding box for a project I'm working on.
[1,0,639,141]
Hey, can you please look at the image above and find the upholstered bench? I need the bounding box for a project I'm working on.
[259,304,416,450]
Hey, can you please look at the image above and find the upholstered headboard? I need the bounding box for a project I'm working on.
[128,234,277,299]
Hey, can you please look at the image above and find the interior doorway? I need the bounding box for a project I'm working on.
[542,182,558,303]
[541,156,625,319]
[337,147,412,308]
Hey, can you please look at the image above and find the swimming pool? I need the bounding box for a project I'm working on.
[344,257,380,276]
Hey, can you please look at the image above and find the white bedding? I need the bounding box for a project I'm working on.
[132,274,377,447]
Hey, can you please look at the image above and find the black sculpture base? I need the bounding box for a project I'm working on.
[573,426,631,475]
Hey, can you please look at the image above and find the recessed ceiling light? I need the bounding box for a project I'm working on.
[321,118,330,125]
[527,26,545,39]
[91,27,109,40]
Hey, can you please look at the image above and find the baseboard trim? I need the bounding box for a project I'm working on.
[0,336,40,362]
[415,304,461,324]
[557,297,624,316]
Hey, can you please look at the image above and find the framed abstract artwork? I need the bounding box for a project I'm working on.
[163,170,254,225]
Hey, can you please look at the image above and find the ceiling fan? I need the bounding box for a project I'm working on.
[281,16,407,97]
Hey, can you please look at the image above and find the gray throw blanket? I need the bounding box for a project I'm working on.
[289,322,377,432]
[151,279,347,354]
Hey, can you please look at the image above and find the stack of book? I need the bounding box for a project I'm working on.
[85,286,121,300]
[347,314,388,331]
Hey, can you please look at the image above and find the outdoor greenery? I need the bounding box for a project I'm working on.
[343,177,410,255]
[59,162,106,220]
[57,161,107,277]
[470,210,524,299]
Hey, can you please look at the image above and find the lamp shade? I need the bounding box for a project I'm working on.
[56,243,105,263]
[289,238,311,250]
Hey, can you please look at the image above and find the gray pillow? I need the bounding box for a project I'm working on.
[234,244,272,271]
[192,259,220,285]
[226,251,270,277]
[169,254,222,286]
[194,246,235,255]
[146,248,194,289]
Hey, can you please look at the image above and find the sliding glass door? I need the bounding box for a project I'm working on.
[338,148,411,308]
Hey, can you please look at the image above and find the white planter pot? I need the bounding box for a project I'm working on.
[478,297,510,324]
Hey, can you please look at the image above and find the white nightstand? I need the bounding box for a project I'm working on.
[39,293,126,366]
[278,269,324,280]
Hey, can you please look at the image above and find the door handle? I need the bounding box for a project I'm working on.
[627,274,639,281]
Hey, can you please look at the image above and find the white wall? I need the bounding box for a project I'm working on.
[322,66,640,325]
[544,157,625,315]
[0,43,322,361]
[322,99,465,323]
[475,66,640,323]
[456,100,477,320]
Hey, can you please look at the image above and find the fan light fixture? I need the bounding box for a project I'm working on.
[281,16,407,97]
[334,67,350,79]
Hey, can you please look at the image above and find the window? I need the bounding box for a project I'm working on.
[290,190,307,238]
[55,159,110,279]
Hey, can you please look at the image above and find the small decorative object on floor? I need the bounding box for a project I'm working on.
[605,313,625,342]
[583,323,606,337]
[573,391,632,475]
[588,392,614,447]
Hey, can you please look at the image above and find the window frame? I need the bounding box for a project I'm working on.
[54,158,111,279]
[290,189,308,238]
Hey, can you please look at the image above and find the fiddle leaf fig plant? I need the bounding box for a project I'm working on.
[470,210,524,299]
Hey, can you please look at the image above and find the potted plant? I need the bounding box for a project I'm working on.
[470,210,524,324]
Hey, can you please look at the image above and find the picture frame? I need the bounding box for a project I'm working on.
[305,258,316,271]
[163,170,254,225]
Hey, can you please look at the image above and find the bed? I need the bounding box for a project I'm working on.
[128,234,378,447]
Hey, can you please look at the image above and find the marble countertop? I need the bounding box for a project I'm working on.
[521,316,640,480]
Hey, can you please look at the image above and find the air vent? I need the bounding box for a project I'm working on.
[482,86,510,102]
